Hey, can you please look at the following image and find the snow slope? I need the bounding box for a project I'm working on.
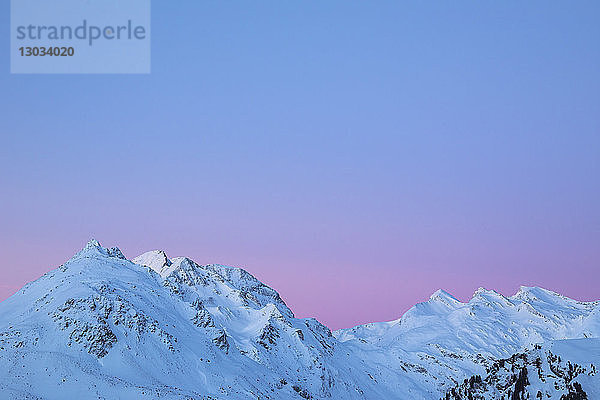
[0,240,598,399]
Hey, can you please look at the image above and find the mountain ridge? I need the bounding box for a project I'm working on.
[0,240,597,400]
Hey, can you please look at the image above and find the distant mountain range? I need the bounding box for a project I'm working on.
[0,240,597,399]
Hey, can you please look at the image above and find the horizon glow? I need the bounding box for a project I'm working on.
[1,1,599,330]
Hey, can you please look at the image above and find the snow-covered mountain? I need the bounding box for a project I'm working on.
[0,240,598,399]
[336,287,599,399]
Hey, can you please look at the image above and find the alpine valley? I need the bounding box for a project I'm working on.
[0,240,598,399]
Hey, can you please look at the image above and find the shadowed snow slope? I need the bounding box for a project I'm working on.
[0,240,598,399]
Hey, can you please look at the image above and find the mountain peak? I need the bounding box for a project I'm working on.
[512,286,569,304]
[429,289,461,305]
[473,287,491,296]
[472,287,506,298]
[72,239,126,260]
[132,250,173,276]
[86,238,101,247]
[514,286,553,298]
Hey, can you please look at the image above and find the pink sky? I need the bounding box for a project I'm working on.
[1,229,597,330]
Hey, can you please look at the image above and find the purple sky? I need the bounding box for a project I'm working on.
[1,1,599,330]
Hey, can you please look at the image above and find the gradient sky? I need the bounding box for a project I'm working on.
[1,1,599,330]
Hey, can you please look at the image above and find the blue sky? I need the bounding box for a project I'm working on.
[1,1,599,329]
